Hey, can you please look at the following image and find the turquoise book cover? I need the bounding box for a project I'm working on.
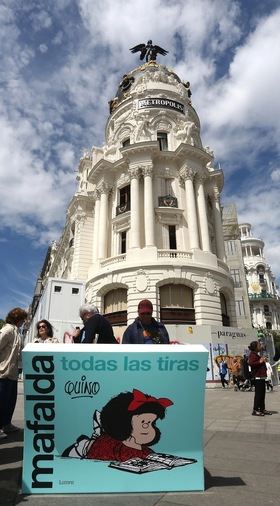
[22,344,208,494]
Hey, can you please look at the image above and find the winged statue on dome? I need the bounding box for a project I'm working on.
[130,40,168,62]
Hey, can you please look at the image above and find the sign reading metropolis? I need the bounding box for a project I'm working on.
[22,343,208,494]
[138,98,185,114]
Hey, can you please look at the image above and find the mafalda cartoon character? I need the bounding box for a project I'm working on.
[62,388,173,461]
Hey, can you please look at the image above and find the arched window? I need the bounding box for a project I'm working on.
[104,288,127,325]
[160,284,195,324]
[220,292,230,327]
[257,265,265,284]
[157,131,168,151]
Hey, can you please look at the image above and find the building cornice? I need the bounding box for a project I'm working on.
[120,141,159,160]
[175,143,212,165]
[88,159,114,181]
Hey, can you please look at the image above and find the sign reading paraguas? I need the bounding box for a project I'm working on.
[22,343,208,494]
[138,98,185,114]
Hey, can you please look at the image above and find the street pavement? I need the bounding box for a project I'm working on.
[1,381,280,506]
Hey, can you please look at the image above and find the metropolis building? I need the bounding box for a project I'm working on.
[41,57,240,333]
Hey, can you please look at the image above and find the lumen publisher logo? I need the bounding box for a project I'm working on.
[25,355,55,489]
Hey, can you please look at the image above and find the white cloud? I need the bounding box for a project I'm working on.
[38,43,48,53]
[55,141,76,169]
[271,169,280,182]
[52,30,63,45]
[30,9,52,31]
[198,8,280,168]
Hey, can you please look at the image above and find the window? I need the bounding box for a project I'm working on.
[264,304,270,316]
[225,240,237,256]
[120,231,127,254]
[235,298,245,316]
[160,284,195,324]
[104,288,127,325]
[116,185,131,215]
[266,322,272,330]
[220,293,230,326]
[168,225,177,250]
[230,269,241,288]
[157,132,168,151]
[160,285,193,308]
[161,178,174,196]
[72,288,79,294]
[122,138,130,147]
[259,273,265,283]
[54,285,61,293]
[119,185,130,206]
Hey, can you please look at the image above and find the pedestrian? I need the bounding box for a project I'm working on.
[231,357,241,390]
[78,304,117,344]
[218,359,229,388]
[248,341,272,416]
[122,299,170,344]
[265,359,273,392]
[33,319,59,343]
[0,307,27,439]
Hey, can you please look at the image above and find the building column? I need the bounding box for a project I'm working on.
[211,187,226,261]
[143,164,155,247]
[129,166,141,248]
[195,174,211,252]
[92,190,100,262]
[98,182,110,259]
[180,167,200,249]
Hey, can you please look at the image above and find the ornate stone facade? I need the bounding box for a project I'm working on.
[45,61,238,329]
[240,223,280,330]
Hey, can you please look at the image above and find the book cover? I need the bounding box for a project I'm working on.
[22,344,208,494]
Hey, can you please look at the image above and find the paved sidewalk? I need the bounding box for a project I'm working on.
[1,382,280,506]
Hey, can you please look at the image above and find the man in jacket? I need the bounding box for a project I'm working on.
[78,304,117,344]
[122,299,169,344]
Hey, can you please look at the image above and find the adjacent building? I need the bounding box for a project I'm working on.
[222,204,251,328]
[240,223,280,330]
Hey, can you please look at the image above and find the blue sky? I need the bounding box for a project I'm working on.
[1,0,280,318]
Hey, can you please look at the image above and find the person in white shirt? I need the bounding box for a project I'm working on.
[0,307,27,439]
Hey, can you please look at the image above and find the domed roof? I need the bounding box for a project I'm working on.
[109,61,192,114]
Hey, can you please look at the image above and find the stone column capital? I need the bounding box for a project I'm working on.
[141,164,153,178]
[179,166,196,183]
[93,189,101,200]
[195,173,207,185]
[98,181,111,195]
[128,166,141,180]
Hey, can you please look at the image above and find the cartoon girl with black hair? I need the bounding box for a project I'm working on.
[62,389,173,462]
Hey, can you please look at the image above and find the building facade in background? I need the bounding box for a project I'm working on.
[240,223,280,330]
[222,204,251,328]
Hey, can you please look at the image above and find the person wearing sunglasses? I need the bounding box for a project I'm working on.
[122,299,169,345]
[34,320,59,343]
